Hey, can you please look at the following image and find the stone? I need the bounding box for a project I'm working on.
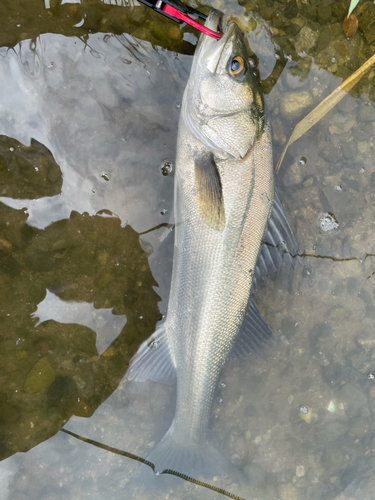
[296,465,305,477]
[283,163,303,186]
[24,357,56,394]
[339,383,367,410]
[358,105,375,123]
[316,420,349,444]
[357,141,371,155]
[318,5,332,24]
[278,482,299,500]
[294,26,319,53]
[280,91,314,119]
[0,238,12,254]
[329,113,356,134]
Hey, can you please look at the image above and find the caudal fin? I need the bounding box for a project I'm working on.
[140,425,242,484]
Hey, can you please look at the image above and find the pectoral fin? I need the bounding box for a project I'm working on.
[194,153,225,230]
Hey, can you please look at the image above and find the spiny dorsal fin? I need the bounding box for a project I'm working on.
[194,153,225,230]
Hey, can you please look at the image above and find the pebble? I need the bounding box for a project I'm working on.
[296,465,305,477]
[328,113,356,134]
[278,482,299,500]
[168,26,182,41]
[24,357,56,394]
[339,383,367,410]
[316,420,349,444]
[357,140,371,155]
[357,105,375,123]
[294,26,319,53]
[299,406,312,423]
[283,162,303,186]
[0,238,12,254]
[280,91,314,119]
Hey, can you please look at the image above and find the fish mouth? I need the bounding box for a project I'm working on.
[195,9,224,56]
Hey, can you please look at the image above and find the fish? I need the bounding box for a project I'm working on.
[127,8,298,480]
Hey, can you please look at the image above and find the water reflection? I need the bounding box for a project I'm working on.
[0,2,375,500]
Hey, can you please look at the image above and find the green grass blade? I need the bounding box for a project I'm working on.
[348,0,359,17]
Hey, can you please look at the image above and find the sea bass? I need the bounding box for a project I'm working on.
[128,9,298,479]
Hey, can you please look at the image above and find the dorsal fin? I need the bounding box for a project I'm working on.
[194,153,225,230]
[230,297,275,360]
[253,187,300,287]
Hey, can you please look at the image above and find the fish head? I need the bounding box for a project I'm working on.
[183,10,265,160]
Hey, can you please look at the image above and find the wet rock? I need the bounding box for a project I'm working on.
[317,5,332,24]
[295,465,305,477]
[278,482,299,500]
[294,26,319,53]
[316,420,349,444]
[281,317,298,339]
[130,5,147,25]
[309,322,331,347]
[284,162,303,186]
[349,416,369,438]
[341,140,358,160]
[243,462,267,490]
[0,238,12,254]
[358,289,372,304]
[299,405,312,423]
[315,26,332,54]
[272,117,287,144]
[339,383,367,411]
[284,57,312,89]
[322,363,346,387]
[284,0,298,19]
[331,2,348,20]
[280,91,314,119]
[168,26,182,41]
[357,104,375,122]
[358,4,375,45]
[303,176,314,188]
[357,140,371,155]
[321,447,346,475]
[341,175,360,192]
[365,304,375,319]
[47,376,78,408]
[25,250,55,273]
[24,357,56,394]
[289,17,305,36]
[337,95,358,113]
[300,377,313,392]
[328,113,356,134]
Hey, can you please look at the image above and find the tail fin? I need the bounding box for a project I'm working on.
[140,425,242,484]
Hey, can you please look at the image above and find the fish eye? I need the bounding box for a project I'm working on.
[229,56,246,78]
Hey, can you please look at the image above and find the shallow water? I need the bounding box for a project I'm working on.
[1,1,375,499]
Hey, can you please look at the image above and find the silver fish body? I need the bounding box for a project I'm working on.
[128,9,296,479]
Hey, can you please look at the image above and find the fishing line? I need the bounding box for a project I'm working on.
[61,429,246,500]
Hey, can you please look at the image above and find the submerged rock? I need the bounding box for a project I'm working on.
[294,26,319,53]
[280,91,314,119]
[24,357,56,394]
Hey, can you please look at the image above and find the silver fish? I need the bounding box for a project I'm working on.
[128,9,298,479]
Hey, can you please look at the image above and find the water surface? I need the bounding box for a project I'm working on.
[1,1,375,499]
